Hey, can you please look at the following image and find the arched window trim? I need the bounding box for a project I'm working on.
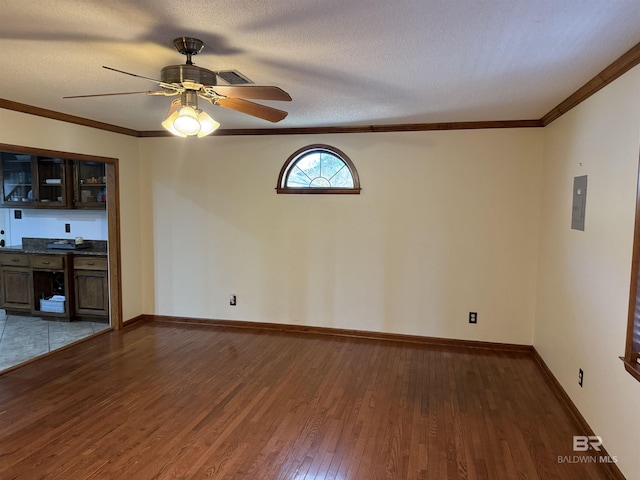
[276,144,361,194]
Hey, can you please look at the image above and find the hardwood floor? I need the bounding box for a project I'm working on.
[0,321,613,479]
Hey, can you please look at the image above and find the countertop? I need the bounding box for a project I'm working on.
[1,237,107,257]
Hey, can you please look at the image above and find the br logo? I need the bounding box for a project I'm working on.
[573,436,602,452]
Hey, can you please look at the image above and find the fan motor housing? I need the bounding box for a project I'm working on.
[161,64,217,86]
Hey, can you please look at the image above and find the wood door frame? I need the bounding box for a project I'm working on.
[0,143,123,329]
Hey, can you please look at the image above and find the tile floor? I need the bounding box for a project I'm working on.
[0,315,110,371]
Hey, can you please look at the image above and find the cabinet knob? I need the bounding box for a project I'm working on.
[42,261,50,265]
[87,262,95,266]
[11,258,19,262]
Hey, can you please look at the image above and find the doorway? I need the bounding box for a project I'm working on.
[0,143,122,372]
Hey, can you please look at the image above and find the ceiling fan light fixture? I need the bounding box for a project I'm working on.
[173,105,201,136]
[196,110,220,137]
[161,100,186,137]
[161,99,219,138]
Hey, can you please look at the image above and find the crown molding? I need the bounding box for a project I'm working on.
[0,98,140,137]
[541,41,640,126]
[153,119,543,137]
[2,41,639,136]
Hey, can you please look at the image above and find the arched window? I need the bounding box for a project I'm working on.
[277,144,361,194]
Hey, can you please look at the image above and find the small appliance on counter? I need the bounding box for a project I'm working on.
[46,239,91,250]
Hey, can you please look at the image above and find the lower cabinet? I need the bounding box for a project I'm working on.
[31,254,72,321]
[74,256,108,318]
[1,269,33,311]
[0,251,108,321]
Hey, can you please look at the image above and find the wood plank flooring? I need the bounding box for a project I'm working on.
[0,321,612,479]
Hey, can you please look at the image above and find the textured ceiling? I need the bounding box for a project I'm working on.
[1,0,639,131]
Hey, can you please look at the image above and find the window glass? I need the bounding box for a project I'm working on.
[277,145,360,194]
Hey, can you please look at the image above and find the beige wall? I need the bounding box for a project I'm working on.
[2,64,639,477]
[0,110,144,321]
[535,65,640,478]
[140,128,542,344]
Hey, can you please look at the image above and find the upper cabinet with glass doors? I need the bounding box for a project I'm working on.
[36,156,68,207]
[1,152,34,206]
[1,153,68,208]
[0,150,106,210]
[74,161,106,209]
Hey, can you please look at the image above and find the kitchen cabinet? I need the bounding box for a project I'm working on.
[0,150,106,210]
[31,254,73,321]
[0,152,70,208]
[0,237,109,321]
[0,252,32,312]
[73,161,106,209]
[36,157,70,208]
[0,152,32,206]
[73,256,109,318]
[0,251,79,321]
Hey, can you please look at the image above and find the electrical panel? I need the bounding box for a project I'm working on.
[571,175,587,231]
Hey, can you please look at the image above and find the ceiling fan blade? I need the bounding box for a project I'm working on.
[208,85,292,101]
[63,90,169,99]
[102,66,164,84]
[217,98,288,122]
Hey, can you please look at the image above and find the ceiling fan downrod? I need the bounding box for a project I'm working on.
[181,90,199,108]
[173,37,205,65]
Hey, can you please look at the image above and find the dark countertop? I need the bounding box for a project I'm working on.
[1,238,107,257]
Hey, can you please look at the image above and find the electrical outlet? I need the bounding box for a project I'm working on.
[578,368,584,387]
[469,312,477,324]
[230,294,236,306]
[65,223,71,233]
[14,210,22,220]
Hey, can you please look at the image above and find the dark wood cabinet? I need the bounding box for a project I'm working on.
[74,256,108,318]
[35,157,70,208]
[73,161,106,209]
[0,252,73,320]
[0,153,71,209]
[0,152,33,206]
[0,252,32,311]
[0,151,106,210]
[1,269,32,310]
[0,251,109,321]
[31,254,73,321]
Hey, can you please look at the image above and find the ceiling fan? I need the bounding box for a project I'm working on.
[64,37,292,137]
